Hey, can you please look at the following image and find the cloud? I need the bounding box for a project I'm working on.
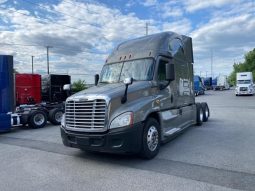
[184,0,239,12]
[141,0,157,7]
[0,0,7,4]
[0,1,152,83]
[191,11,255,76]
[0,0,254,82]
[158,1,183,18]
[162,19,192,35]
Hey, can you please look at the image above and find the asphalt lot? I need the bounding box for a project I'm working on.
[1,89,255,191]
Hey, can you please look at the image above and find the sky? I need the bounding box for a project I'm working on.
[0,0,254,83]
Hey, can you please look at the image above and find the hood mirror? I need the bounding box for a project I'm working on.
[95,74,99,86]
[121,77,133,104]
[63,84,71,91]
[124,77,133,85]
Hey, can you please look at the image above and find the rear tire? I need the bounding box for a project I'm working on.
[28,110,47,128]
[201,102,210,122]
[196,103,203,126]
[140,118,160,159]
[49,108,64,125]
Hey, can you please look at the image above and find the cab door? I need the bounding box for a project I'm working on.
[156,56,182,135]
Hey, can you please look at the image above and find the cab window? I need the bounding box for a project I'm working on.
[158,60,168,81]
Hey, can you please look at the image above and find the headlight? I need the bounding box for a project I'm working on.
[110,112,134,129]
[61,113,65,126]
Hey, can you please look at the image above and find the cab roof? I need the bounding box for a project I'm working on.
[106,31,193,64]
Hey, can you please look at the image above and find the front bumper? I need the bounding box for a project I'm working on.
[61,123,143,154]
[236,90,253,95]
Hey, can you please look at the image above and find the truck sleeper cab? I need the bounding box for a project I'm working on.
[61,32,210,159]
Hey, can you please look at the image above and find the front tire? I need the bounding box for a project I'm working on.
[201,102,210,122]
[49,108,64,125]
[196,103,203,126]
[140,118,160,159]
[28,110,47,128]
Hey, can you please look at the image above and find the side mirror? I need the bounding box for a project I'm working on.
[166,63,175,81]
[95,74,99,86]
[121,77,133,104]
[63,84,71,91]
[124,77,133,85]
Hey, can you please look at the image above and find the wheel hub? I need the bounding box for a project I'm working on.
[33,113,45,126]
[55,111,63,122]
[147,126,159,151]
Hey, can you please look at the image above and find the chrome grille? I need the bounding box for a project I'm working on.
[65,99,107,131]
[240,87,248,91]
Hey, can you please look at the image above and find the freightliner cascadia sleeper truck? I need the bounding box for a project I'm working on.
[61,32,210,159]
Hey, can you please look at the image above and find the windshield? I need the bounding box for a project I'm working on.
[237,80,251,84]
[100,58,154,83]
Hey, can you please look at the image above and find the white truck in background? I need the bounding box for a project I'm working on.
[214,75,230,90]
[235,72,254,96]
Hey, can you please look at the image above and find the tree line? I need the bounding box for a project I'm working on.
[228,48,255,85]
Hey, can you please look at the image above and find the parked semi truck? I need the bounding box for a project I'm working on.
[15,74,42,105]
[0,55,70,131]
[60,32,210,159]
[204,77,213,90]
[15,73,70,128]
[194,75,205,96]
[214,75,229,90]
[235,72,254,96]
[212,77,217,90]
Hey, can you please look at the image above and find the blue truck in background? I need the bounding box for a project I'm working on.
[203,77,213,90]
[212,77,217,90]
[0,55,15,132]
[194,75,205,96]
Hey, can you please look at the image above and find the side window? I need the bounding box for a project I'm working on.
[158,60,168,81]
[168,38,184,55]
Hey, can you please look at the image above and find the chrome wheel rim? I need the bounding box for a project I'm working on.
[55,111,63,122]
[147,126,159,151]
[33,113,45,126]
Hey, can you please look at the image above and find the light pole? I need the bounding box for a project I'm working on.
[145,22,149,36]
[31,55,34,74]
[46,46,53,74]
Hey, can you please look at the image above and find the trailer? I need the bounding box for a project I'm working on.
[214,75,229,90]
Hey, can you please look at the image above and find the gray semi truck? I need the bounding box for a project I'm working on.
[61,32,210,159]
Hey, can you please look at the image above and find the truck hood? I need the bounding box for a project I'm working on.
[67,81,153,101]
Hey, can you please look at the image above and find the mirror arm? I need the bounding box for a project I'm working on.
[121,84,129,104]
[159,81,171,90]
